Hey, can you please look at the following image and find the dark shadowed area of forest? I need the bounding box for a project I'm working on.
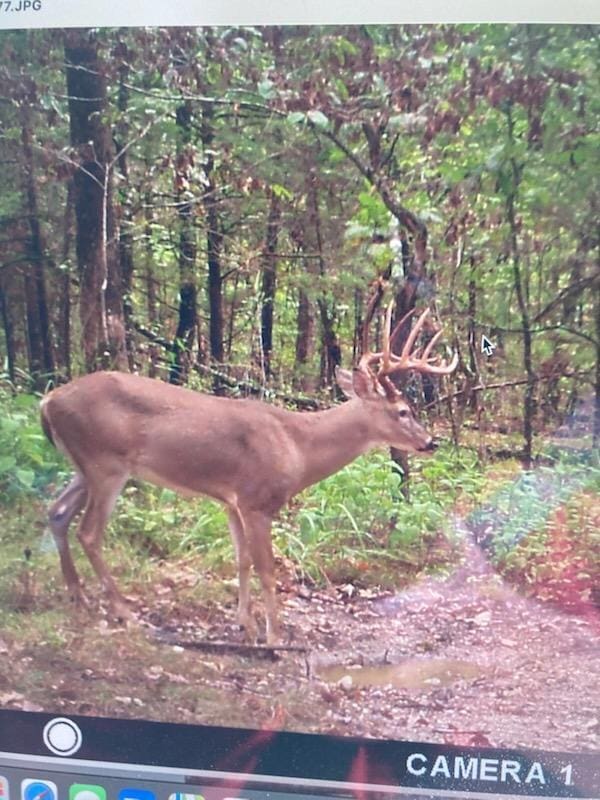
[0,25,598,752]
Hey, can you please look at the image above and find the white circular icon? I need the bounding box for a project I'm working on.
[42,717,83,756]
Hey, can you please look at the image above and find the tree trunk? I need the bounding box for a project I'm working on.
[20,104,55,386]
[64,29,127,373]
[0,281,16,384]
[295,282,313,384]
[55,181,74,381]
[260,191,281,380]
[292,225,317,389]
[506,108,535,467]
[169,100,198,385]
[116,54,136,371]
[226,270,239,362]
[144,192,159,378]
[306,175,341,390]
[388,240,428,500]
[594,261,600,448]
[200,99,224,382]
[23,272,45,383]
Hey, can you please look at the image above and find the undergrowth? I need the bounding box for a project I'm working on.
[0,387,596,598]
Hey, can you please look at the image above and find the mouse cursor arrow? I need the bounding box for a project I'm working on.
[481,335,496,357]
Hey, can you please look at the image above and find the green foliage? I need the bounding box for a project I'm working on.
[272,444,486,585]
[0,390,66,497]
[113,486,231,566]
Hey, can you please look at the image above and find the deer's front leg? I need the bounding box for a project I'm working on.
[242,509,279,646]
[227,508,257,641]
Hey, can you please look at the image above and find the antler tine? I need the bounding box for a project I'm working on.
[421,328,444,362]
[400,308,430,360]
[422,350,459,375]
[389,307,416,350]
[381,300,394,374]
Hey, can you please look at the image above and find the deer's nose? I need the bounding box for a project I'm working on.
[419,438,437,453]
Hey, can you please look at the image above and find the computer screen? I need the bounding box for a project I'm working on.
[0,6,598,800]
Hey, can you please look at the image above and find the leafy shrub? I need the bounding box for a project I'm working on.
[111,443,489,587]
[272,443,487,585]
[0,390,66,497]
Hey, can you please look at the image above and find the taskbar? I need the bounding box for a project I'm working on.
[0,710,597,799]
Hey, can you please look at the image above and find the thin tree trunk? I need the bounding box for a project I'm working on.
[506,107,535,467]
[226,270,240,362]
[509,202,535,467]
[260,191,281,380]
[307,175,340,390]
[20,104,55,386]
[116,54,136,371]
[200,99,224,383]
[467,259,479,411]
[169,100,197,385]
[594,255,600,448]
[144,195,159,378]
[292,227,317,390]
[388,222,431,498]
[0,282,16,383]
[56,181,74,381]
[295,281,313,385]
[23,272,44,383]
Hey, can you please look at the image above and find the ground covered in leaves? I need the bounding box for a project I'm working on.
[0,527,598,754]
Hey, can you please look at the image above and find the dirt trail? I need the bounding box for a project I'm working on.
[271,531,599,752]
[1,523,598,754]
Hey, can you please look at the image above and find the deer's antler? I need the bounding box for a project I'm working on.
[359,301,458,399]
[384,306,459,376]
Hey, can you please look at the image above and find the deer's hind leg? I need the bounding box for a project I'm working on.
[48,472,88,607]
[76,469,131,621]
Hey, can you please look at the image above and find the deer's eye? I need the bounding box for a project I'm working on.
[398,408,409,418]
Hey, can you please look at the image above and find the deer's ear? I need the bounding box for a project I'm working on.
[335,367,356,399]
[351,367,381,399]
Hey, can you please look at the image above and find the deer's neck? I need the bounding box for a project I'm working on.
[293,400,377,492]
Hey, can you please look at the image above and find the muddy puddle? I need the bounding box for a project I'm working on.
[318,658,483,690]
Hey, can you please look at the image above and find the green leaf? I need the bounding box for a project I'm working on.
[16,469,35,488]
[257,79,275,99]
[286,111,306,125]
[307,110,329,130]
[271,183,293,201]
[0,456,16,474]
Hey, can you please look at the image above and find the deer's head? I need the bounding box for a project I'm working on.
[335,305,458,454]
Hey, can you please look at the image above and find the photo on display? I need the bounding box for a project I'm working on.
[0,22,598,761]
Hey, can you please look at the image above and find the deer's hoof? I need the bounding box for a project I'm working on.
[237,613,258,643]
[70,588,90,610]
[109,597,135,625]
[265,631,280,648]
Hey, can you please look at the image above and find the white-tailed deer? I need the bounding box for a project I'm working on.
[41,306,457,644]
